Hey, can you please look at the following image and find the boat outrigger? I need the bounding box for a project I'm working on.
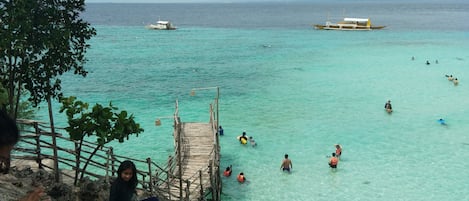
[314,18,385,31]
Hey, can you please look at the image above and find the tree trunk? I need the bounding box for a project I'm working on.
[80,145,102,180]
[73,140,83,185]
[47,96,60,182]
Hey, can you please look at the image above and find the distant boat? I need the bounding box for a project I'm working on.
[314,18,385,31]
[146,20,177,30]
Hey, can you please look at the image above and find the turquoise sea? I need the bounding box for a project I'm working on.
[36,2,469,201]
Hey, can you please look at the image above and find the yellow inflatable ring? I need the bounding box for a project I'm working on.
[241,138,247,144]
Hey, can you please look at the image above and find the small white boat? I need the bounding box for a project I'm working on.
[146,20,176,30]
[314,18,385,31]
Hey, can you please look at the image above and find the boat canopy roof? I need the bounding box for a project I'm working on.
[157,21,170,24]
[344,18,369,22]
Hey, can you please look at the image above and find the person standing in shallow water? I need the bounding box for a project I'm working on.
[384,100,392,113]
[218,126,224,136]
[335,144,342,158]
[329,153,339,169]
[110,160,138,201]
[280,154,292,172]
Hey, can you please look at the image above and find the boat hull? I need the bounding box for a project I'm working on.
[314,24,385,31]
[146,24,176,30]
[314,18,385,31]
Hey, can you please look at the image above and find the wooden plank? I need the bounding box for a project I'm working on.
[169,122,217,201]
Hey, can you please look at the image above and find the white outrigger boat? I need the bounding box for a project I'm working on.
[314,18,385,31]
[145,20,177,30]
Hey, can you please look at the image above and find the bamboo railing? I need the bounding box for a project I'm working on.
[13,119,175,194]
[10,99,221,201]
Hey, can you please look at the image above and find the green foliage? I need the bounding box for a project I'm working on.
[0,83,7,107]
[0,0,96,117]
[0,82,35,119]
[59,96,144,146]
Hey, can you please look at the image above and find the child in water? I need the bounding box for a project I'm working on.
[249,136,257,147]
[335,144,342,158]
[109,160,138,201]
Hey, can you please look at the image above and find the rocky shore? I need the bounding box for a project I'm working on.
[0,166,110,201]
[0,164,151,201]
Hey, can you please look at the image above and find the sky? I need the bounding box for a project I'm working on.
[84,0,464,3]
[85,0,288,3]
[85,0,359,3]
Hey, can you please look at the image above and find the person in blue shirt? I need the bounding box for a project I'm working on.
[218,126,224,136]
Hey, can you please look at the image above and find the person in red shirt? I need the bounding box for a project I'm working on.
[223,165,232,177]
[329,152,339,168]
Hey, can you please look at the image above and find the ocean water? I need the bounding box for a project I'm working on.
[35,2,469,200]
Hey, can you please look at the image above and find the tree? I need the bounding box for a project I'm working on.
[0,0,96,118]
[59,96,144,184]
[1,0,95,182]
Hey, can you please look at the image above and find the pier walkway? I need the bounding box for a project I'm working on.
[165,122,220,201]
[157,99,221,201]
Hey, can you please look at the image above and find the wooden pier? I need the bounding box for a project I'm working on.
[158,100,221,201]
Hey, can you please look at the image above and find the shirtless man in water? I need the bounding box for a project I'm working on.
[280,154,292,172]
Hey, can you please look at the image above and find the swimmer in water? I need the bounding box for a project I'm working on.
[237,172,246,183]
[280,154,292,172]
[335,144,342,158]
[329,152,339,169]
[453,78,459,85]
[249,136,257,147]
[447,75,454,81]
[384,100,392,113]
[438,118,447,125]
[223,165,232,177]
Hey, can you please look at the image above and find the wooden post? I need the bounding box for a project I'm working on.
[216,86,219,135]
[216,143,221,201]
[167,155,173,173]
[185,180,190,201]
[33,122,42,169]
[199,170,203,199]
[166,174,171,200]
[208,160,214,201]
[178,124,183,199]
[146,157,153,191]
[142,175,146,189]
[216,163,221,201]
